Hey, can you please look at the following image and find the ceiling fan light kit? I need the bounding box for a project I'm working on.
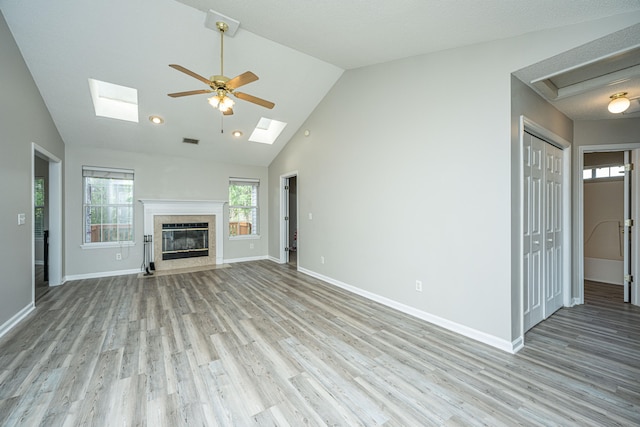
[167,11,274,116]
[608,92,631,114]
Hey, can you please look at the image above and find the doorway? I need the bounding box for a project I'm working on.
[34,154,49,300]
[579,146,639,306]
[521,117,571,333]
[280,172,298,267]
[32,144,62,302]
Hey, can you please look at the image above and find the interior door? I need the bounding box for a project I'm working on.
[288,176,298,263]
[623,151,632,303]
[524,132,564,331]
[545,144,564,315]
[524,133,544,330]
[283,178,290,263]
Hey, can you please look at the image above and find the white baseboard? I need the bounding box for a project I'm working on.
[268,255,284,264]
[584,257,623,285]
[0,303,35,340]
[296,266,518,354]
[511,336,524,353]
[224,255,268,264]
[64,268,141,282]
[34,260,44,266]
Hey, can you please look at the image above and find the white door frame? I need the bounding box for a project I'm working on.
[520,116,572,340]
[279,171,298,265]
[32,143,63,299]
[577,143,640,306]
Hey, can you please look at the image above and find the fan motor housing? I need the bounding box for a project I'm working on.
[211,75,229,87]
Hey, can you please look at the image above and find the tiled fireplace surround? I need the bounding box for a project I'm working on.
[140,200,226,270]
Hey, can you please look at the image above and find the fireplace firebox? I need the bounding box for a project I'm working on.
[161,222,209,260]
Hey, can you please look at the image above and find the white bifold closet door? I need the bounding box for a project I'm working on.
[523,132,564,332]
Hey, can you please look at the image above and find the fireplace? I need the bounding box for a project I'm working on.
[162,222,209,260]
[139,199,226,271]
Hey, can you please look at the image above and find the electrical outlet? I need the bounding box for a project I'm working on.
[250,243,254,249]
[321,256,325,264]
[116,253,122,260]
[415,280,423,292]
[308,213,313,220]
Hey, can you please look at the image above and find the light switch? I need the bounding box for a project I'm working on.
[17,213,26,225]
[308,213,313,220]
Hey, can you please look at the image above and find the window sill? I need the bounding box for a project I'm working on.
[80,242,136,250]
[229,235,261,241]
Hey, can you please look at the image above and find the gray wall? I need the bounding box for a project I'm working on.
[584,180,624,261]
[573,119,640,149]
[0,12,65,328]
[268,16,637,348]
[64,146,268,277]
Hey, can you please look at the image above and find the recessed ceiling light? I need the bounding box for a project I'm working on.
[232,130,243,137]
[149,115,164,124]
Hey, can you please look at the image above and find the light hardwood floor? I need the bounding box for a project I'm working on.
[1,262,638,426]
[34,264,49,301]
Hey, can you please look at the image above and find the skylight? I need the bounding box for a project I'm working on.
[248,117,287,145]
[88,78,139,123]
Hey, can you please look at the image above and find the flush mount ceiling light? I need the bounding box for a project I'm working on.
[608,92,631,114]
[232,130,243,137]
[149,115,164,124]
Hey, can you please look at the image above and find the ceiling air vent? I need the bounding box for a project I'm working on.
[182,137,199,145]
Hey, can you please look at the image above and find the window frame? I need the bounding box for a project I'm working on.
[228,178,260,239]
[82,166,135,247]
[583,164,625,181]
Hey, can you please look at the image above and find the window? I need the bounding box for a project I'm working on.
[229,178,259,237]
[83,166,134,244]
[583,165,625,180]
[34,177,45,238]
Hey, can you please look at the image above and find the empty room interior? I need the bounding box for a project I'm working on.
[1,0,639,425]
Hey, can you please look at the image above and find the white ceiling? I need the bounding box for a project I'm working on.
[514,26,640,121]
[2,0,639,166]
[176,0,640,70]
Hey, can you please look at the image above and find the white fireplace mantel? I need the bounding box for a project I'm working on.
[139,199,227,265]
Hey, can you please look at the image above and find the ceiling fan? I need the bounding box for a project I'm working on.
[167,21,275,115]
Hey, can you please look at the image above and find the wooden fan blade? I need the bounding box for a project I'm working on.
[223,108,234,116]
[226,71,258,90]
[234,92,275,109]
[167,89,212,98]
[169,64,212,86]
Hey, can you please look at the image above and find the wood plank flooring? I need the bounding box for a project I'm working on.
[1,262,639,426]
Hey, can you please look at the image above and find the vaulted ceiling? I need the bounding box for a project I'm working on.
[2,0,639,166]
